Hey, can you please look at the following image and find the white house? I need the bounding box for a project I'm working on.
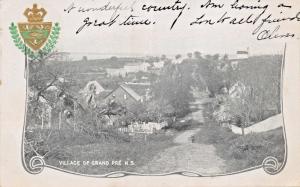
[106,68,126,77]
[80,81,105,95]
[153,61,165,69]
[229,50,249,60]
[123,62,150,73]
[80,81,105,107]
[228,49,250,70]
[236,50,249,59]
[106,62,150,77]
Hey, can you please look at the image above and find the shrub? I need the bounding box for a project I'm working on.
[194,124,239,145]
[194,122,285,172]
[221,128,285,172]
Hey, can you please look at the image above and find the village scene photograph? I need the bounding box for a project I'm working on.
[23,48,286,176]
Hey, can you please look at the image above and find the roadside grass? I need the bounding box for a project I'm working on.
[44,131,176,174]
[169,119,203,131]
[194,123,285,173]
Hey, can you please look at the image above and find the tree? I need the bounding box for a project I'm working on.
[82,56,88,62]
[110,56,118,61]
[212,54,220,60]
[236,55,282,121]
[27,52,86,131]
[227,87,254,136]
[175,54,182,60]
[194,51,202,59]
[161,54,167,61]
[194,58,224,96]
[224,55,282,135]
[151,63,194,119]
[187,53,193,59]
[204,54,212,60]
[222,54,229,61]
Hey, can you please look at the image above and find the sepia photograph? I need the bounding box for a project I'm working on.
[23,47,286,176]
[2,1,300,186]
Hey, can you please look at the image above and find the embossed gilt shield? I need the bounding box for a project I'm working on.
[18,22,52,51]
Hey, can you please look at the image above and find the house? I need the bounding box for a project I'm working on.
[122,83,151,101]
[106,68,126,77]
[123,62,150,73]
[104,83,150,112]
[228,49,250,70]
[152,61,165,69]
[229,49,249,60]
[80,81,105,95]
[105,84,142,105]
[106,62,150,77]
[79,81,106,108]
[236,50,249,59]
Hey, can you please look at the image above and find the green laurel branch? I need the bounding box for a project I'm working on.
[9,22,60,60]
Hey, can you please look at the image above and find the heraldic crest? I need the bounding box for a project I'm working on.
[9,4,60,59]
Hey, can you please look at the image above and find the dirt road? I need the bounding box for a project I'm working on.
[138,94,225,175]
[138,128,225,175]
[173,129,200,144]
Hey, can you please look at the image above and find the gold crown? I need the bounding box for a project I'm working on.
[23,4,47,22]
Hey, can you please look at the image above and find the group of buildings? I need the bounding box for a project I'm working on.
[26,77,153,131]
[28,49,252,131]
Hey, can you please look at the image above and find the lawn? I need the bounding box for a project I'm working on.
[42,131,176,175]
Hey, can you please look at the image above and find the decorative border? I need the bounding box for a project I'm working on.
[21,44,288,177]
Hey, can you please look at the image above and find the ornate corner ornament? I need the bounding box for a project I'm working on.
[262,156,281,175]
[9,4,60,60]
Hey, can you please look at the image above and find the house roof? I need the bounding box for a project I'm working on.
[104,83,150,102]
[80,80,105,95]
[123,83,150,96]
[119,84,142,101]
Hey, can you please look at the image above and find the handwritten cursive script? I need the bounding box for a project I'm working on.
[66,0,300,40]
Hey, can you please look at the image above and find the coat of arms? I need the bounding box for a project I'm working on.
[9,4,60,59]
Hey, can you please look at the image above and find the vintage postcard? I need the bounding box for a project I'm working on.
[0,0,300,186]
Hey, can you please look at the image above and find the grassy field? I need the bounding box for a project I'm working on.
[194,122,285,173]
[42,131,176,175]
